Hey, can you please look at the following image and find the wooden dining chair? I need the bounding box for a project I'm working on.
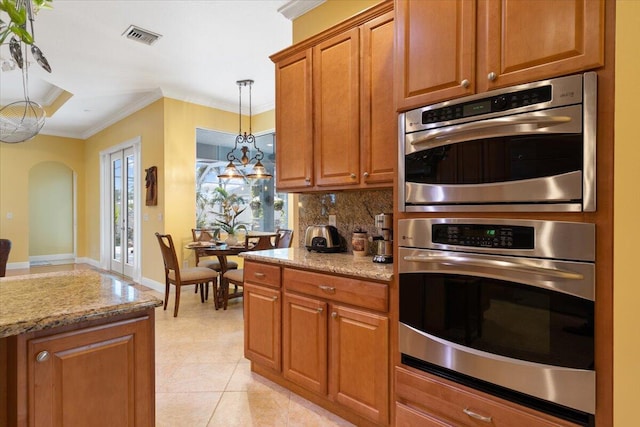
[276,228,294,248]
[0,239,11,277]
[155,232,219,316]
[219,234,279,310]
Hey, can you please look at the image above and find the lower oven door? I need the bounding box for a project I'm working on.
[398,247,595,415]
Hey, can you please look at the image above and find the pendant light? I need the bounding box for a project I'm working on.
[218,80,272,180]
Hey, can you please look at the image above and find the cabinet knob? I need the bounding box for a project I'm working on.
[305,177,311,185]
[317,307,324,313]
[36,351,50,363]
[487,72,497,81]
[461,79,470,88]
[363,172,369,178]
[331,312,338,319]
[272,296,278,301]
[350,173,356,179]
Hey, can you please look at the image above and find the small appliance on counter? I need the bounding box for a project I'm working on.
[305,225,344,253]
[370,213,393,263]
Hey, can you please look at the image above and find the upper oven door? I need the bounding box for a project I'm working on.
[403,104,588,211]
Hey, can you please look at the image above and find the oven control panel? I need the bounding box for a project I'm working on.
[432,224,534,249]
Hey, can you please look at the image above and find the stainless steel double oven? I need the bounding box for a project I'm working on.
[397,72,599,426]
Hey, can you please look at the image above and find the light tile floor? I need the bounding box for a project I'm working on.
[7,264,355,427]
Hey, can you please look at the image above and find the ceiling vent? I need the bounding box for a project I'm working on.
[122,25,162,46]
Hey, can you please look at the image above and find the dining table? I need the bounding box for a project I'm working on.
[185,231,278,307]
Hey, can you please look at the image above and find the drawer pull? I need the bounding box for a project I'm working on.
[463,408,492,423]
[36,351,50,363]
[319,285,336,294]
[253,272,266,279]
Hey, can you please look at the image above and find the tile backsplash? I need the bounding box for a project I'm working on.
[297,189,393,254]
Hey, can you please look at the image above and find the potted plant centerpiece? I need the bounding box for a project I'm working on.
[210,187,248,245]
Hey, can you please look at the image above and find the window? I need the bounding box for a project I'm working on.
[195,129,288,233]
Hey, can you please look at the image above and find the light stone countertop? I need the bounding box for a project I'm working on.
[0,270,162,338]
[240,247,394,282]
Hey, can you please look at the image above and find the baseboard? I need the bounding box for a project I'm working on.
[29,253,75,265]
[140,276,164,293]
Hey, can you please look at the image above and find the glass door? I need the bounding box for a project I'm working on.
[110,147,136,277]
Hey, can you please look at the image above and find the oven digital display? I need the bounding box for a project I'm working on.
[463,100,491,117]
[432,224,534,249]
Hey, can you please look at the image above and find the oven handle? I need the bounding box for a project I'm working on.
[409,114,572,147]
[403,255,584,281]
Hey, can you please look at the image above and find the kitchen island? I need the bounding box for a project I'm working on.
[0,270,162,426]
[240,248,393,426]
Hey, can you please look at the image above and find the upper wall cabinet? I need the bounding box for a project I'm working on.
[395,0,605,111]
[271,1,395,192]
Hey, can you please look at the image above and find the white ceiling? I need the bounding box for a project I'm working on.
[0,0,298,140]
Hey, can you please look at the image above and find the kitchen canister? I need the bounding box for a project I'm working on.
[351,231,367,257]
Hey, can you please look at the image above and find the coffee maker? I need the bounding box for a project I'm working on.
[371,213,393,263]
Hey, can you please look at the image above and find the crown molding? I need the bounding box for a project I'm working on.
[277,0,326,20]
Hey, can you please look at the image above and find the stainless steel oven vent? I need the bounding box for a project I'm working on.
[122,25,162,45]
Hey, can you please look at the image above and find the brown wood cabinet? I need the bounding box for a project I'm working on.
[274,49,313,190]
[395,0,605,111]
[4,310,155,427]
[271,2,395,192]
[243,261,282,372]
[395,366,579,427]
[243,259,391,426]
[283,268,389,425]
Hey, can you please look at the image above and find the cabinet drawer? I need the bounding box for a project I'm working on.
[244,262,281,289]
[395,367,578,427]
[283,268,388,312]
[396,402,450,427]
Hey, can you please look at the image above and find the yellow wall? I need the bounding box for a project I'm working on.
[613,1,640,424]
[83,97,274,284]
[0,134,85,263]
[84,98,166,282]
[293,0,383,43]
[28,162,74,255]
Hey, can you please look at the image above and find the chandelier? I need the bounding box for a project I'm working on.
[218,80,272,180]
[0,0,52,144]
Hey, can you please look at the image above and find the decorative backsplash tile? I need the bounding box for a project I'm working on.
[297,189,393,254]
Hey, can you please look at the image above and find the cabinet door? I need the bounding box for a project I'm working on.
[361,10,395,187]
[275,49,314,191]
[27,316,154,427]
[313,27,361,188]
[329,304,389,425]
[477,0,604,92]
[395,0,476,111]
[283,292,328,395]
[244,284,281,371]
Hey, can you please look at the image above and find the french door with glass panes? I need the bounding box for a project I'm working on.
[110,147,136,277]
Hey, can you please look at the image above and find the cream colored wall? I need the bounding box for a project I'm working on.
[293,0,384,42]
[613,1,640,424]
[0,134,85,264]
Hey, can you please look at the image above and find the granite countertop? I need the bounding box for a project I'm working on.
[0,270,162,338]
[240,247,394,282]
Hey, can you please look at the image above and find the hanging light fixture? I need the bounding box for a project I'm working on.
[218,80,272,180]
